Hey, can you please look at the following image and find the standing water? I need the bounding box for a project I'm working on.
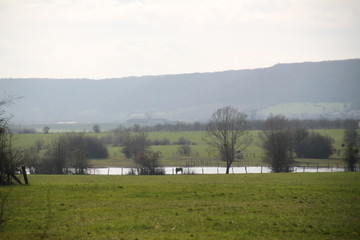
[86,166,348,175]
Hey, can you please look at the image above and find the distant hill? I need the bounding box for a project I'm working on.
[1,59,360,124]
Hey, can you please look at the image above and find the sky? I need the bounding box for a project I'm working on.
[0,0,359,79]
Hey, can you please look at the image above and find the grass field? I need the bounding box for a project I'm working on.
[1,173,359,239]
[13,129,347,168]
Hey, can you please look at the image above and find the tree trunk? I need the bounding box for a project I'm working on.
[226,162,231,174]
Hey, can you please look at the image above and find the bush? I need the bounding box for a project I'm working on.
[177,145,192,156]
[85,136,108,159]
[295,132,334,159]
[133,151,165,175]
[174,137,192,145]
[152,138,171,146]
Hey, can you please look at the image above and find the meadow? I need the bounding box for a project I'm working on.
[13,129,347,168]
[1,173,359,239]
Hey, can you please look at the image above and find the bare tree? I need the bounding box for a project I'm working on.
[0,95,23,185]
[260,115,295,172]
[204,106,252,174]
[122,131,151,158]
[134,151,165,175]
[49,136,67,174]
[177,144,192,156]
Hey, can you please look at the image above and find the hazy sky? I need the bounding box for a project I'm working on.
[1,0,359,79]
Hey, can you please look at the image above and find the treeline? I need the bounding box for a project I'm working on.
[100,132,194,147]
[23,132,108,174]
[114,118,359,132]
[10,118,358,134]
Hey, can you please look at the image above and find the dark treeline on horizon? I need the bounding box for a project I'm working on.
[114,118,359,132]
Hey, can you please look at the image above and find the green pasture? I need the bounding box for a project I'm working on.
[1,173,359,239]
[13,129,347,168]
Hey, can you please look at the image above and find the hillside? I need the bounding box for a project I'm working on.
[1,59,360,123]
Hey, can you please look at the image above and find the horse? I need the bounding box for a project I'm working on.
[175,167,183,174]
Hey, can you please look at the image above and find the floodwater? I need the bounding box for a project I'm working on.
[86,166,347,175]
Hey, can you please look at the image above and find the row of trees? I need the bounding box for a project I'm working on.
[24,133,108,174]
[116,118,359,132]
[101,133,194,148]
[205,106,359,173]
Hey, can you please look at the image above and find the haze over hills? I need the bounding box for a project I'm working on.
[1,59,360,124]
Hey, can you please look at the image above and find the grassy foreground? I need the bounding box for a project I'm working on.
[1,173,360,240]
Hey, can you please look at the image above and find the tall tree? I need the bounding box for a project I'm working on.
[342,120,359,171]
[260,115,295,172]
[204,106,251,174]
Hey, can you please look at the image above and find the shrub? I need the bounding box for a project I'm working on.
[133,151,165,175]
[177,145,192,156]
[295,132,334,159]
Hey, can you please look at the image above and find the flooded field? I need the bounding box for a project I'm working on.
[88,165,349,175]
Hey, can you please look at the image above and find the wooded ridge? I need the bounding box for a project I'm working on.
[1,59,359,123]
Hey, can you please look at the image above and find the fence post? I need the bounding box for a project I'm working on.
[317,163,319,173]
[261,166,263,173]
[303,166,305,173]
[108,168,110,175]
[245,166,247,174]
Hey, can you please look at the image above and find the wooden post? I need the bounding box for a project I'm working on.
[10,173,22,185]
[21,166,29,185]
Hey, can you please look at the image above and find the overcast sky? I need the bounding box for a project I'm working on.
[0,0,359,79]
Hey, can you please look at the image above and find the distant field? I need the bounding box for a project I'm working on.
[1,173,359,239]
[13,129,346,168]
[259,102,351,116]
